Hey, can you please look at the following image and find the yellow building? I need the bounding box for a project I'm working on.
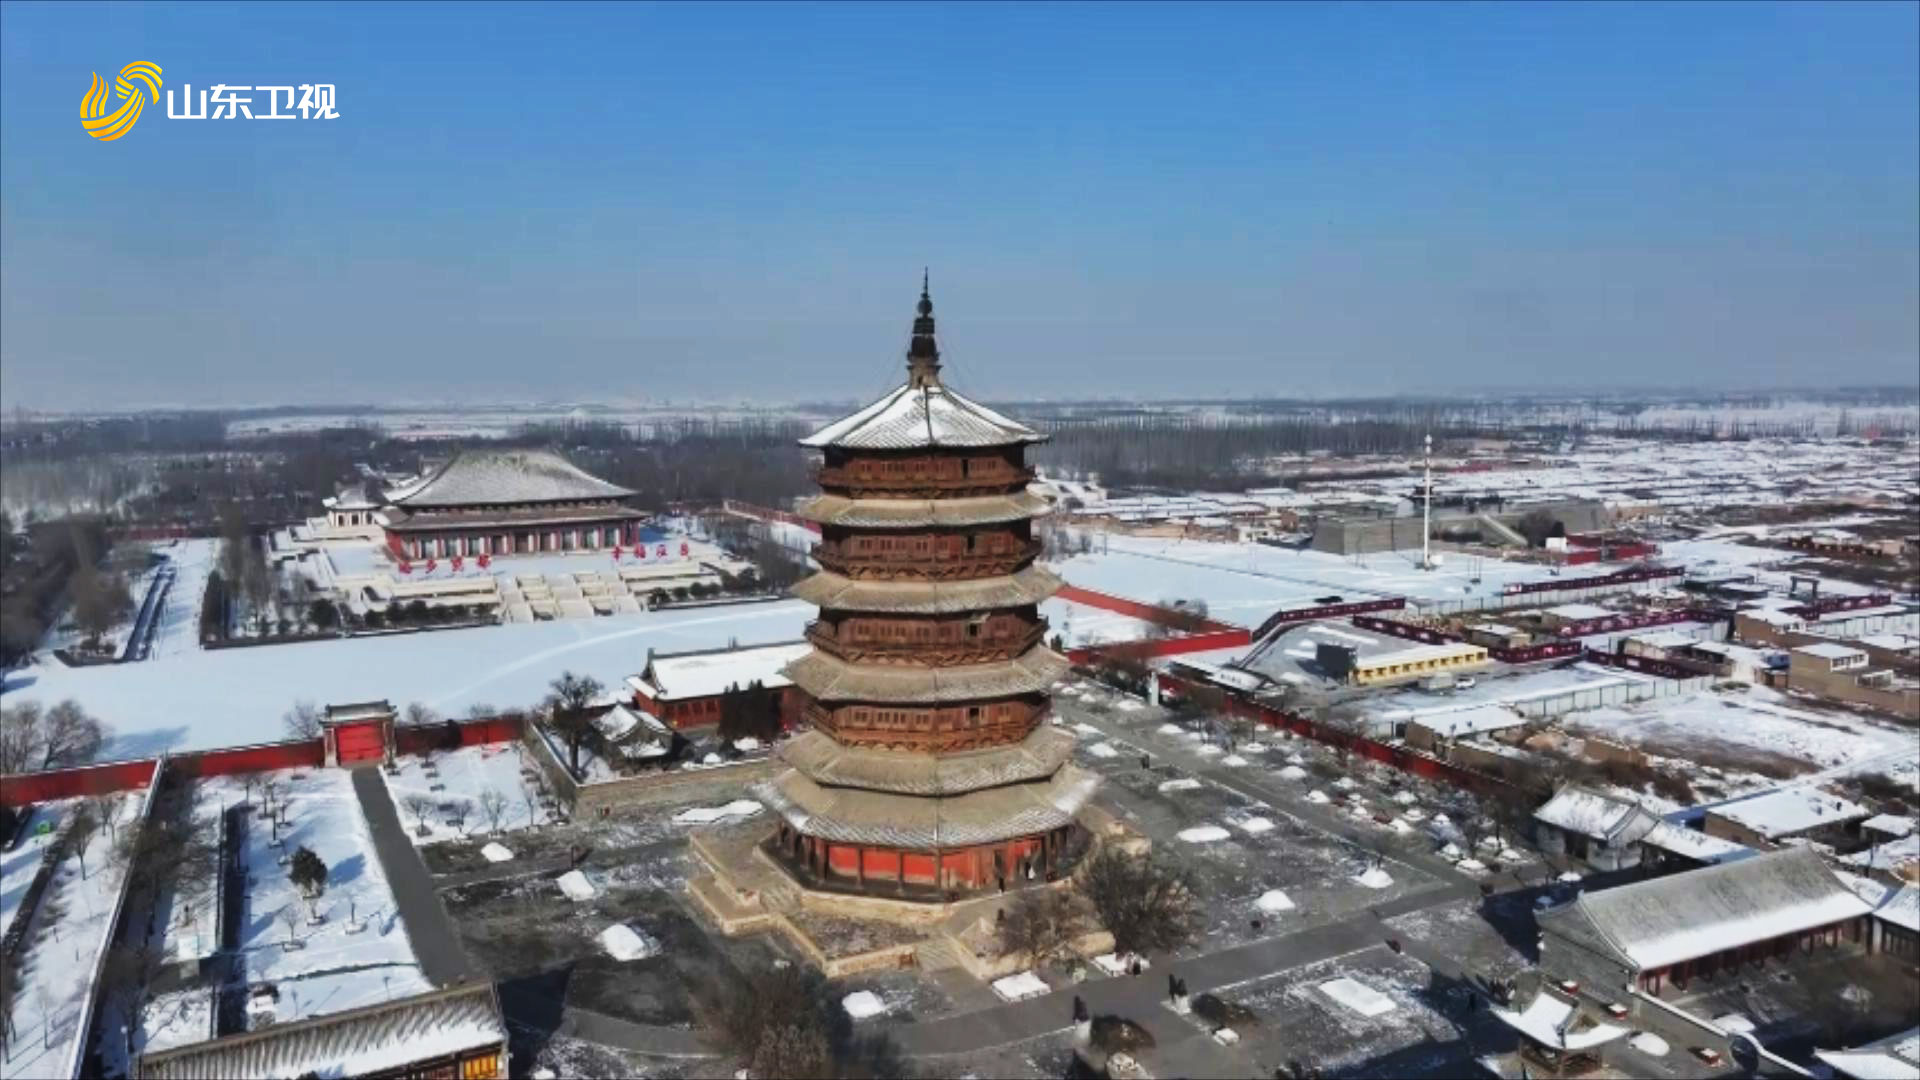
[1350,642,1490,686]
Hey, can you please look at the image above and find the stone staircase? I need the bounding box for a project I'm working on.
[914,933,966,974]
[759,871,802,915]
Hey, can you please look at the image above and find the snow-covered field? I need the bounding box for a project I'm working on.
[2,600,812,760]
[380,743,555,844]
[1563,685,1918,782]
[212,768,432,1028]
[1039,597,1162,648]
[1048,533,1637,624]
[1,791,145,1080]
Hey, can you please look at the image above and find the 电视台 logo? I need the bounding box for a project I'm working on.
[82,63,339,141]
[167,82,339,121]
[79,61,163,141]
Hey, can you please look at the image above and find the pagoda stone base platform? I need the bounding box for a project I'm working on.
[687,811,1134,980]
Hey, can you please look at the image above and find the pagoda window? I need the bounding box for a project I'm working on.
[967,706,981,727]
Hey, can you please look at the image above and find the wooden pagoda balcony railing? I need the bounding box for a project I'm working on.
[805,619,1048,666]
[803,701,1044,753]
[811,539,1044,581]
[813,464,1036,499]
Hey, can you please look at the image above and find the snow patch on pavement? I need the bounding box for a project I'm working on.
[1178,825,1232,843]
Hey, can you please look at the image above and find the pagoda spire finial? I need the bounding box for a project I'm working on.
[907,271,941,388]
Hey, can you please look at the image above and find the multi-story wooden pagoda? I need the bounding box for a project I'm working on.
[758,279,1096,897]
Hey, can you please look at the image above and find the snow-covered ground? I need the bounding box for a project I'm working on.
[380,743,554,844]
[211,768,432,1029]
[2,600,812,760]
[1562,685,1918,783]
[1039,597,1162,648]
[146,539,218,660]
[27,538,216,663]
[1,791,145,1080]
[1048,533,1641,624]
[0,803,67,938]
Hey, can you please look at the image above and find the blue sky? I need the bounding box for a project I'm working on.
[2,1,1915,409]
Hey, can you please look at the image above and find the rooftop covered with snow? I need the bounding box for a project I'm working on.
[1536,847,1872,972]
[1533,786,1659,844]
[1488,990,1630,1052]
[138,983,505,1080]
[1813,1026,1920,1080]
[629,639,811,702]
[1707,786,1872,840]
[387,448,634,508]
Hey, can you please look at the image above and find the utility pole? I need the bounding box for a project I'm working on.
[1421,433,1434,571]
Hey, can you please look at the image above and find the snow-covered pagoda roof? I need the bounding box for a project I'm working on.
[1536,847,1871,972]
[386,448,633,508]
[755,762,1100,848]
[801,380,1045,451]
[792,563,1063,614]
[779,725,1076,796]
[783,647,1069,704]
[800,278,1046,452]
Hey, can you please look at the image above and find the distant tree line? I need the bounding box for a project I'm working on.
[1029,413,1454,491]
[0,516,124,664]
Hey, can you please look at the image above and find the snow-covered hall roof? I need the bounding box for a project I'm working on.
[386,448,634,508]
[800,379,1046,451]
[1533,786,1660,845]
[629,639,812,701]
[1536,847,1871,972]
[139,982,505,1080]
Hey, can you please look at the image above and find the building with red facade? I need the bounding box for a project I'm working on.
[376,448,647,560]
[625,640,811,731]
[756,280,1097,897]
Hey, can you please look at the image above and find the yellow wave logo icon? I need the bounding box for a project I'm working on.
[80,62,163,141]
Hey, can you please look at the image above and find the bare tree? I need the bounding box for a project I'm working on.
[1079,847,1199,959]
[477,788,509,834]
[997,887,1087,969]
[692,962,837,1078]
[279,904,301,947]
[82,792,122,841]
[0,701,46,775]
[101,943,164,1068]
[545,670,604,778]
[403,701,440,727]
[402,793,433,836]
[40,700,108,770]
[0,954,19,1056]
[69,563,132,651]
[242,547,274,634]
[112,813,219,922]
[68,804,99,880]
[283,700,323,741]
[754,1022,831,1079]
